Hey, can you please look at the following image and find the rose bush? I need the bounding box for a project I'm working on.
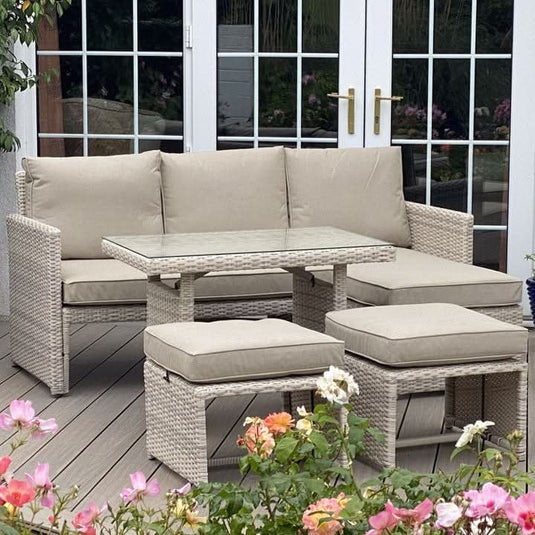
[0,366,532,534]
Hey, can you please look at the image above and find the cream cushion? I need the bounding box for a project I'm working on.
[144,318,344,383]
[313,248,522,308]
[161,147,288,233]
[23,151,163,259]
[325,303,527,367]
[61,259,292,305]
[285,146,411,247]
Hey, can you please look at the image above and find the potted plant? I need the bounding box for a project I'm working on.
[525,254,535,322]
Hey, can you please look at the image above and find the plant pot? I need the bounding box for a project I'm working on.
[526,278,535,322]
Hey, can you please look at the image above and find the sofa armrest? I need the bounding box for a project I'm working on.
[7,214,64,389]
[405,201,474,264]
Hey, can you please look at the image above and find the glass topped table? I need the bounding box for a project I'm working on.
[102,227,395,328]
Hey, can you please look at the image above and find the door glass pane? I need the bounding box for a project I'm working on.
[392,60,428,140]
[218,57,254,136]
[475,230,507,271]
[86,0,133,50]
[87,57,133,135]
[88,139,133,156]
[138,0,182,52]
[138,58,183,136]
[259,58,297,138]
[472,146,509,226]
[259,0,297,52]
[433,0,471,54]
[218,0,254,52]
[39,138,83,157]
[302,59,338,137]
[393,0,428,54]
[430,144,468,212]
[432,60,470,140]
[398,145,428,204]
[302,0,339,53]
[475,60,511,141]
[477,0,513,54]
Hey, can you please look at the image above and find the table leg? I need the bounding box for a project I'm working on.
[146,273,198,325]
[332,264,348,311]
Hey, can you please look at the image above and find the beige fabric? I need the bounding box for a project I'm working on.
[23,151,163,259]
[285,147,411,247]
[61,259,292,305]
[144,318,344,383]
[161,147,288,233]
[313,247,522,308]
[325,303,527,367]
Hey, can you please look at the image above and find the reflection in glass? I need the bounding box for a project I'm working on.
[218,57,254,136]
[430,144,468,212]
[302,59,338,137]
[477,0,513,54]
[433,60,469,139]
[259,0,297,52]
[433,0,471,54]
[218,0,253,52]
[138,0,182,51]
[472,146,509,226]
[301,142,338,148]
[140,140,183,154]
[139,58,183,136]
[86,0,132,50]
[392,0,428,54]
[39,138,84,157]
[475,60,511,141]
[38,56,83,134]
[88,139,133,156]
[36,0,81,50]
[397,145,428,204]
[259,58,297,137]
[392,60,428,139]
[474,230,507,271]
[217,141,254,150]
[87,57,133,135]
[259,142,297,148]
[302,0,339,53]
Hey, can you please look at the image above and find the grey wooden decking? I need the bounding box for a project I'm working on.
[0,320,531,518]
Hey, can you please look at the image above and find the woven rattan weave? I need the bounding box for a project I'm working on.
[343,353,527,468]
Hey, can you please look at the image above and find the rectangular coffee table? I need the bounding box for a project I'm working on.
[102,227,395,330]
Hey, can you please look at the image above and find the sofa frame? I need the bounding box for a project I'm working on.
[7,170,522,395]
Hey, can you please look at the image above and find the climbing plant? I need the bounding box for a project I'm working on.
[0,0,70,152]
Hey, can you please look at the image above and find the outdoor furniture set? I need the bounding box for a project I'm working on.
[7,145,528,480]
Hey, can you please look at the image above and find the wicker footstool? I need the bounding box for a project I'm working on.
[325,303,528,468]
[143,318,344,483]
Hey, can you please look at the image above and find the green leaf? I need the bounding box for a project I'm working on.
[339,496,362,518]
[0,522,19,535]
[368,427,385,444]
[309,430,330,454]
[274,436,299,464]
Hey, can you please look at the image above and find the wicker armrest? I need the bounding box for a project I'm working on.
[7,214,64,389]
[405,201,474,264]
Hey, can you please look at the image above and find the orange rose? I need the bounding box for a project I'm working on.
[264,412,295,435]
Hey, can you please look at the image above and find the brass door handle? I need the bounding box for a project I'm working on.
[374,88,403,135]
[327,88,355,134]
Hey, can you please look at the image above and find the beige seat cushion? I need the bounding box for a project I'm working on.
[144,318,344,383]
[23,151,163,259]
[161,147,288,233]
[61,259,292,305]
[325,303,527,367]
[313,248,522,308]
[285,147,411,247]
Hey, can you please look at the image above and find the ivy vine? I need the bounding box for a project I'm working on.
[0,0,70,152]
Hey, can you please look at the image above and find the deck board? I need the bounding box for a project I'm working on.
[0,319,530,517]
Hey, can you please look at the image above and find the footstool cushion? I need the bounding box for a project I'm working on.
[144,318,344,383]
[325,303,527,367]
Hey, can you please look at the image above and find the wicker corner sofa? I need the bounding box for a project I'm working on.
[7,146,522,395]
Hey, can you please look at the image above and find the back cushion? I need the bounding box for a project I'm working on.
[285,146,412,247]
[23,151,163,259]
[161,147,288,233]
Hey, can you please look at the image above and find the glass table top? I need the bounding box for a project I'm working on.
[103,227,392,259]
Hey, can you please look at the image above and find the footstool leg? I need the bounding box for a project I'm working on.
[344,355,397,468]
[144,360,209,483]
[283,390,314,418]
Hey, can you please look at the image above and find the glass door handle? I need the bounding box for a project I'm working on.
[327,88,355,135]
[374,88,403,135]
